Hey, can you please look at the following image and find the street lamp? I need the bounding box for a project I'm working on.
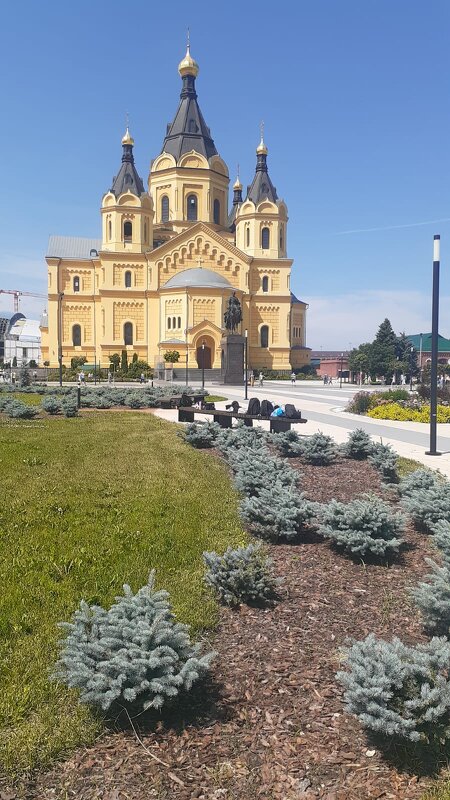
[201,340,205,390]
[410,346,414,392]
[426,235,441,456]
[339,352,344,389]
[244,328,248,400]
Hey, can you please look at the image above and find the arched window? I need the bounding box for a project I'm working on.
[177,316,181,329]
[213,199,220,225]
[246,226,250,247]
[260,325,269,348]
[72,324,81,346]
[124,322,133,345]
[262,276,269,293]
[144,221,148,242]
[125,270,132,288]
[172,316,176,329]
[73,276,80,293]
[261,227,270,250]
[108,220,112,241]
[123,221,132,241]
[168,317,171,329]
[161,195,169,223]
[187,194,198,221]
[279,225,283,250]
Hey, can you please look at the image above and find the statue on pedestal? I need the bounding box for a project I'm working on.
[224,293,242,334]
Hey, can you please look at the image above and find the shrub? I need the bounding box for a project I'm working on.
[318,495,405,557]
[368,403,450,424]
[411,559,450,634]
[217,423,267,453]
[240,485,314,542]
[300,432,338,466]
[272,429,304,457]
[228,449,297,496]
[432,521,450,565]
[402,486,450,532]
[54,572,214,713]
[18,367,30,388]
[5,400,38,419]
[369,442,398,483]
[337,633,450,743]
[341,428,373,460]
[41,396,62,415]
[398,469,439,498]
[124,391,147,409]
[346,392,373,415]
[181,421,220,449]
[203,544,280,607]
[62,399,78,418]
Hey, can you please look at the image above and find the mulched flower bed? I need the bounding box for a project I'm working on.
[8,457,443,799]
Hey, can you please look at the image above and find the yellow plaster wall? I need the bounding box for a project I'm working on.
[113,301,145,342]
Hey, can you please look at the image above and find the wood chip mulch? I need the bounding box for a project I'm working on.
[8,457,445,800]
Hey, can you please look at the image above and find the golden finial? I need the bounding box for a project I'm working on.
[122,114,134,146]
[256,120,268,155]
[233,163,242,190]
[178,29,199,77]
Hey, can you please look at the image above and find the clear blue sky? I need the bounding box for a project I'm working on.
[1,0,449,348]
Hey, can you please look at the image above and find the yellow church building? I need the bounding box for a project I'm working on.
[41,45,310,374]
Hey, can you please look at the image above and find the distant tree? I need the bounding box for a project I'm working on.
[369,319,397,379]
[109,353,120,370]
[164,350,180,363]
[18,366,30,387]
[348,344,371,378]
[132,353,138,364]
[12,356,17,368]
[70,356,87,370]
[121,350,128,372]
[28,359,38,369]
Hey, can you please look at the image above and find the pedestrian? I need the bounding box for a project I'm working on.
[12,371,16,385]
[33,370,37,383]
[108,371,112,383]
[290,371,296,385]
[259,371,264,387]
[323,375,327,385]
[140,372,145,384]
[250,372,255,387]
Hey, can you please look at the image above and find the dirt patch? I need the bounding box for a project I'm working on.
[7,457,440,799]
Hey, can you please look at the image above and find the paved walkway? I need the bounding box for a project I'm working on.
[152,380,450,478]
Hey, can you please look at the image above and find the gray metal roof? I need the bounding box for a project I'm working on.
[110,143,145,198]
[161,74,218,163]
[163,268,233,290]
[291,292,307,305]
[47,236,102,259]
[247,151,278,204]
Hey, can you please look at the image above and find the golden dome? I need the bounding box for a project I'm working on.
[233,176,242,190]
[178,44,199,78]
[121,126,134,146]
[256,137,268,156]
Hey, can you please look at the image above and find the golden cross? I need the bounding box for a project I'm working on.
[196,257,203,268]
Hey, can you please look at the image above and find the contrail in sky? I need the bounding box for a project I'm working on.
[335,217,450,235]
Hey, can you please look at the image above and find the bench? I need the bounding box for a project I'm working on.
[159,392,207,410]
[177,406,307,433]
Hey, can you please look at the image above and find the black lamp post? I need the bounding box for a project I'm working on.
[339,352,343,389]
[426,234,441,456]
[201,340,205,390]
[244,328,248,400]
[57,291,64,387]
[410,346,414,392]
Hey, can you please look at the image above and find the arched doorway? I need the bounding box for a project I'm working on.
[196,335,215,369]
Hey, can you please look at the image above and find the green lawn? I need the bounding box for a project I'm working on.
[12,391,42,406]
[0,411,246,777]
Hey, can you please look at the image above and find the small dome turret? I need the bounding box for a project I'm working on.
[121,126,134,146]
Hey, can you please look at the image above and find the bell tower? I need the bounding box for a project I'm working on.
[101,127,153,253]
[235,130,288,258]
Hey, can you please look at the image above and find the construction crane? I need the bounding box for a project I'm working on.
[0,289,47,314]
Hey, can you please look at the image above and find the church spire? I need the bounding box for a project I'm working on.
[160,40,218,162]
[110,126,145,198]
[247,124,278,204]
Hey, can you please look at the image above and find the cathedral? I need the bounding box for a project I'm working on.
[41,45,310,374]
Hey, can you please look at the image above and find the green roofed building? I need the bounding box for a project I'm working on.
[407,333,450,367]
